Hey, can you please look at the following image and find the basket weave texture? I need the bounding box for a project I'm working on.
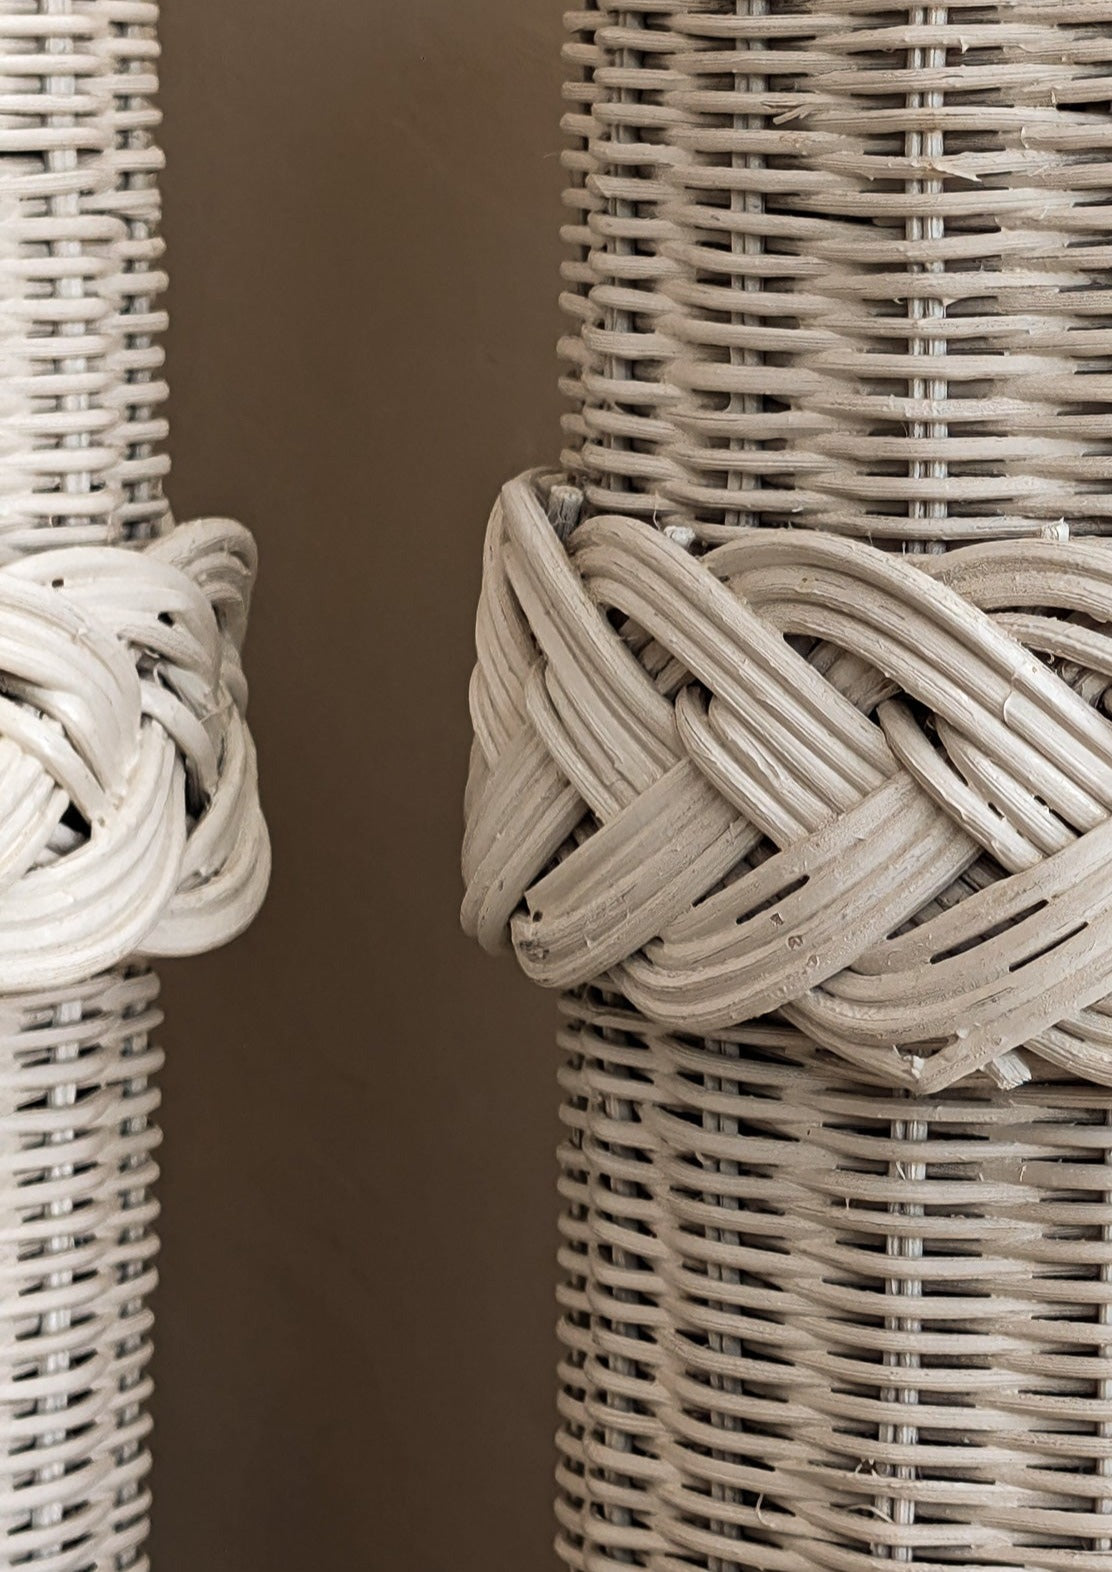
[0,5,267,1564]
[461,3,1112,1566]
[466,4,1112,1098]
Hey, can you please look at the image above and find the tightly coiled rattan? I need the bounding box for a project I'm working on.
[463,4,1112,1568]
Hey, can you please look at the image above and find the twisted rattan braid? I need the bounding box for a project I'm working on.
[465,471,1112,1094]
[466,6,1112,1095]
[0,4,267,986]
[464,4,1112,1568]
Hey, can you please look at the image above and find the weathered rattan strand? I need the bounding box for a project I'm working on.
[463,5,1112,1568]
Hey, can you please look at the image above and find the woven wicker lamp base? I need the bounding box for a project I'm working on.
[463,4,1112,1567]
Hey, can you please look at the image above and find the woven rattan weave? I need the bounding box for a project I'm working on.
[555,994,1112,1570]
[0,6,267,1565]
[463,5,1112,1567]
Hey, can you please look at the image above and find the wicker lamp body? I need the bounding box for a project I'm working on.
[0,7,267,1566]
[463,6,1112,1568]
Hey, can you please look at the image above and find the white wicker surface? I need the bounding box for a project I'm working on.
[463,5,1112,1568]
[0,5,268,1566]
[464,4,1112,1096]
[0,969,162,1570]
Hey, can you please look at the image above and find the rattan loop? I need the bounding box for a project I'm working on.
[0,518,268,991]
[464,472,1112,1094]
[476,8,1112,1567]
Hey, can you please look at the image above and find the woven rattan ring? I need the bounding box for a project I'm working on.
[0,518,267,992]
[463,470,1112,1096]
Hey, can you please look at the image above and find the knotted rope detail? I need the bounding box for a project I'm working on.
[464,472,1112,1094]
[0,518,267,990]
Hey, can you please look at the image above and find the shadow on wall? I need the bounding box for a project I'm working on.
[153,4,567,1569]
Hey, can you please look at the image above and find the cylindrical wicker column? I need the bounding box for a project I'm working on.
[464,6,1112,1568]
[0,6,268,1566]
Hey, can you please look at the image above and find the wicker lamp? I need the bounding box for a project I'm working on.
[464,5,1112,1567]
[0,5,267,1565]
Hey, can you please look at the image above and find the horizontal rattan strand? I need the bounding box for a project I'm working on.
[556,989,1112,1571]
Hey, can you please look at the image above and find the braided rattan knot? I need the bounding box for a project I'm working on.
[0,517,268,990]
[464,472,1112,1095]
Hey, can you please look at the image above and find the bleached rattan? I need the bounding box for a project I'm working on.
[463,5,1112,1567]
[0,5,268,1566]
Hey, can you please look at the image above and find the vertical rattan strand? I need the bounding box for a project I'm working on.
[702,1040,743,1572]
[102,13,165,1566]
[31,996,81,1557]
[32,16,105,1556]
[558,7,599,494]
[905,5,948,553]
[570,16,667,1563]
[595,21,656,1535]
[877,1110,926,1557]
[596,1024,653,1566]
[603,9,651,521]
[704,16,767,1542]
[866,16,948,1545]
[722,0,766,533]
[1098,1113,1112,1551]
[99,1,168,545]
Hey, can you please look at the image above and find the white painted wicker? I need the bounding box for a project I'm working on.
[463,5,1112,1567]
[0,5,268,1566]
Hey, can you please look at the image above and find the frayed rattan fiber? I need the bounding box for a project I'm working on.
[462,5,1112,1569]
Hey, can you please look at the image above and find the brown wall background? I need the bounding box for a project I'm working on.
[151,5,567,1567]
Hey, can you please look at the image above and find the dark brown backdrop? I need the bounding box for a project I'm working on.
[152,5,566,1567]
